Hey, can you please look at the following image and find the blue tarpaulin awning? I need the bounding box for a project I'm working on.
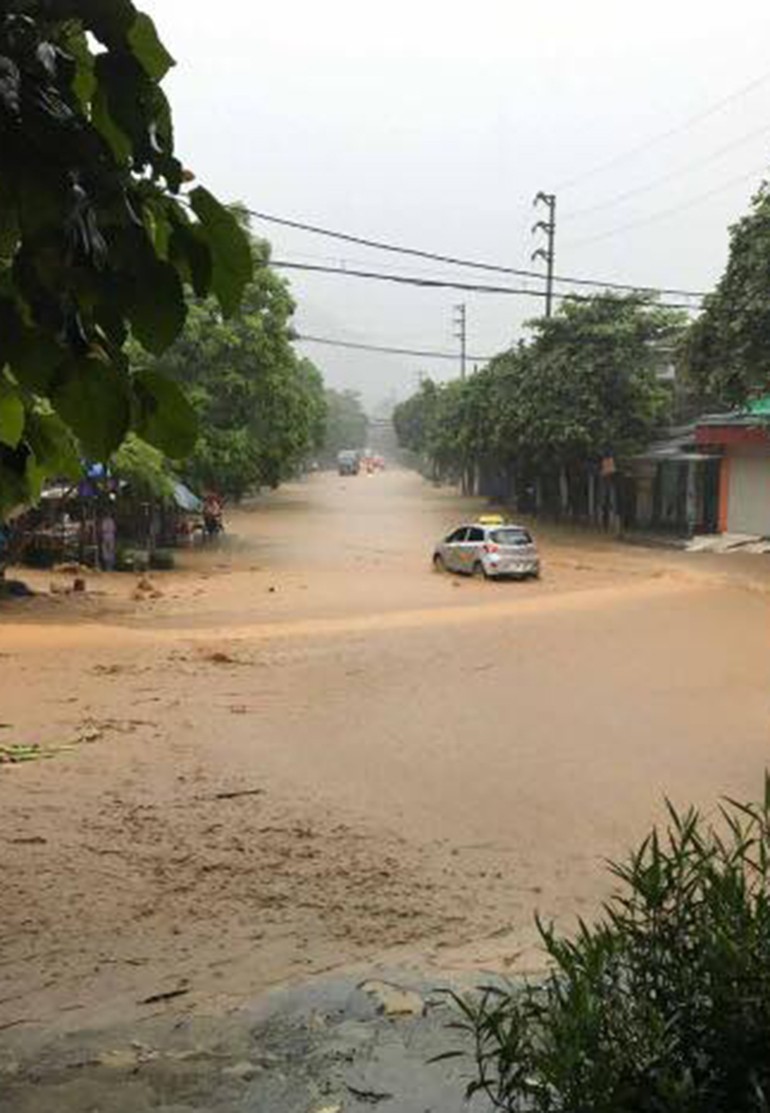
[172,482,202,513]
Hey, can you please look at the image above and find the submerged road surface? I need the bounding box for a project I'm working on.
[1,469,769,1041]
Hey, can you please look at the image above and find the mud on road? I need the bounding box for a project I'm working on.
[1,469,769,1098]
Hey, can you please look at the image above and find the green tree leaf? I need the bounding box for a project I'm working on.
[0,178,19,259]
[92,80,133,164]
[25,411,81,480]
[60,26,97,109]
[74,0,139,44]
[132,368,198,458]
[127,13,175,80]
[126,259,187,355]
[169,222,212,298]
[7,331,68,395]
[0,444,32,518]
[0,382,24,449]
[51,355,131,460]
[189,188,254,317]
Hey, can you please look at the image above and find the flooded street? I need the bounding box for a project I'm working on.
[2,468,769,1042]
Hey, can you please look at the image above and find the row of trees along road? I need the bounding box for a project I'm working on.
[0,1,331,525]
[394,294,685,517]
[394,178,770,519]
[138,230,328,501]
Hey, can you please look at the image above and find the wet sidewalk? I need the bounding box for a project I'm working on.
[0,970,496,1113]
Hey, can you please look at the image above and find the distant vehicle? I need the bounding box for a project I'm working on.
[337,450,360,476]
[432,515,540,579]
[357,450,385,475]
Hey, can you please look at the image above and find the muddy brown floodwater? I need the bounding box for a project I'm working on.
[1,468,769,1041]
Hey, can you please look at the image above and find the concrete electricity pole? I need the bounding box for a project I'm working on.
[532,192,557,318]
[454,303,467,379]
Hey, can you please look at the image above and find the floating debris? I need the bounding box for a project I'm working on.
[0,744,49,765]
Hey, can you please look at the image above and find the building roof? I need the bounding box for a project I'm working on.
[630,424,702,463]
[747,395,770,418]
[698,394,770,428]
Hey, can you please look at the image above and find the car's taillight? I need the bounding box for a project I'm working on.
[484,542,500,554]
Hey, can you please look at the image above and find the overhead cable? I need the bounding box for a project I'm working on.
[250,208,705,299]
[562,123,770,222]
[562,163,769,249]
[294,333,492,361]
[556,67,770,191]
[273,260,701,310]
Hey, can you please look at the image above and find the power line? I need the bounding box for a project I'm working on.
[272,259,702,310]
[250,207,706,299]
[562,163,769,249]
[272,246,542,289]
[556,67,770,192]
[274,259,548,297]
[562,123,770,222]
[295,332,492,362]
[295,329,683,365]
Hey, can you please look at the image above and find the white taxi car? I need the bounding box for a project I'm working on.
[432,515,540,580]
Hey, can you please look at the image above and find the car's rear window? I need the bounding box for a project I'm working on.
[490,528,532,545]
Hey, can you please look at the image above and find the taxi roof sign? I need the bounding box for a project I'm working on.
[477,514,507,525]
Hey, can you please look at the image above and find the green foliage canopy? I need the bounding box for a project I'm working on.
[322,387,369,460]
[394,295,680,480]
[111,432,173,499]
[0,1,252,519]
[683,182,770,408]
[143,241,327,499]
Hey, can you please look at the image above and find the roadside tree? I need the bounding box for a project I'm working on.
[394,295,678,509]
[520,294,678,466]
[111,432,174,500]
[145,243,327,499]
[683,181,770,407]
[392,378,439,471]
[322,388,369,462]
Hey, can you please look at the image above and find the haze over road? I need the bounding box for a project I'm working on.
[1,469,768,1035]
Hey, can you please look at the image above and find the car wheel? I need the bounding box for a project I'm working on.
[472,561,488,580]
[433,553,446,573]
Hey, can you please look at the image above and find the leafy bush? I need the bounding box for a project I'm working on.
[115,547,149,573]
[446,782,770,1113]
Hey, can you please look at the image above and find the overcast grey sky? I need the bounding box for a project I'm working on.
[143,0,770,409]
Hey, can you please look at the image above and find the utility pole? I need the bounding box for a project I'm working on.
[454,303,467,379]
[532,191,556,317]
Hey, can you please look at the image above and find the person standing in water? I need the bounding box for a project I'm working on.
[100,504,117,571]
